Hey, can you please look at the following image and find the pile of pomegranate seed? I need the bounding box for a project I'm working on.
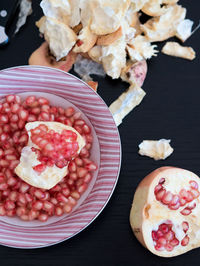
[154,178,199,214]
[31,125,79,172]
[0,95,97,222]
[152,221,189,251]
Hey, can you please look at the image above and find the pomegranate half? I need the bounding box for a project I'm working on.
[130,167,200,257]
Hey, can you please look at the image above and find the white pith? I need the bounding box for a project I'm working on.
[130,167,200,257]
[15,121,85,190]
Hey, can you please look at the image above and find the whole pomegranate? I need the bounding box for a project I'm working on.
[130,167,200,257]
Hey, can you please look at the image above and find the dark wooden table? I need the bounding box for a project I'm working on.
[0,0,200,265]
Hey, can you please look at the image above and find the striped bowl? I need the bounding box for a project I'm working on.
[0,66,121,248]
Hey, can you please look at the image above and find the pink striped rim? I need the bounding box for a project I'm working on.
[0,66,121,248]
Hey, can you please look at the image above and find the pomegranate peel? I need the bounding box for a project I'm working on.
[130,167,200,257]
[15,122,85,190]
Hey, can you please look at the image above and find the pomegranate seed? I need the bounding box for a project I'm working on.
[43,191,50,201]
[43,201,54,212]
[180,207,192,216]
[68,161,77,172]
[152,231,158,241]
[64,118,72,126]
[14,95,21,103]
[33,201,43,210]
[155,188,166,201]
[62,187,70,197]
[18,193,27,205]
[170,238,179,246]
[190,180,198,189]
[186,191,194,202]
[41,104,50,112]
[170,195,180,206]
[55,206,63,216]
[82,124,91,134]
[31,107,41,115]
[27,114,37,122]
[0,114,8,123]
[9,191,18,201]
[3,124,11,133]
[18,119,25,129]
[157,237,167,246]
[71,191,80,200]
[0,183,8,190]
[33,164,46,173]
[34,189,45,199]
[6,95,15,103]
[50,184,61,192]
[38,97,49,105]
[179,198,187,206]
[7,177,17,186]
[29,210,38,220]
[78,184,87,194]
[182,221,189,233]
[181,235,189,246]
[18,109,28,120]
[38,213,48,222]
[159,224,169,234]
[0,205,6,215]
[85,134,93,143]
[84,173,92,183]
[69,172,78,181]
[85,162,97,171]
[16,206,26,216]
[9,160,20,170]
[165,244,174,251]
[58,107,64,115]
[57,193,68,203]
[50,198,58,205]
[19,182,30,193]
[4,169,12,178]
[2,189,10,197]
[4,200,15,210]
[164,231,174,241]
[5,155,17,161]
[6,209,16,217]
[25,96,36,106]
[179,189,188,199]
[74,157,83,166]
[25,193,33,202]
[65,107,75,117]
[40,111,50,121]
[20,214,29,221]
[11,103,20,113]
[190,189,200,198]
[63,204,72,213]
[155,244,165,251]
[68,196,77,206]
[0,149,4,158]
[77,167,88,178]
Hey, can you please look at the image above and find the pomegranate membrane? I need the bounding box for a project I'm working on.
[0,95,97,222]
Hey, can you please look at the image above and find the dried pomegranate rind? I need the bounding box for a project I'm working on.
[109,84,146,126]
[161,42,196,60]
[138,139,174,160]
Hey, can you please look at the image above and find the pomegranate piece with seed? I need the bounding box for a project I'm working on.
[130,167,200,257]
[29,123,81,171]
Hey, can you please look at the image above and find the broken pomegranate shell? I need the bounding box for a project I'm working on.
[130,167,200,257]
